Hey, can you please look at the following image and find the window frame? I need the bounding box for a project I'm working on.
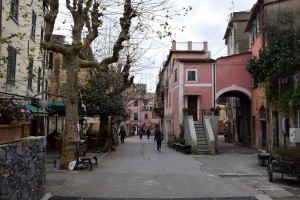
[134,100,138,107]
[174,68,177,82]
[27,58,33,90]
[31,10,37,40]
[186,69,197,82]
[10,0,19,22]
[6,46,17,86]
[133,112,138,120]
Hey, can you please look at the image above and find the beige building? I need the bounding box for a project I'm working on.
[0,0,49,136]
[0,0,47,98]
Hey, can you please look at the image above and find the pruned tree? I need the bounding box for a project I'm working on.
[42,0,190,169]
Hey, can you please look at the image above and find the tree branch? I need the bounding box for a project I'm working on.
[98,0,136,71]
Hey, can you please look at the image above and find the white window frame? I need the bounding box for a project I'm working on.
[186,69,197,82]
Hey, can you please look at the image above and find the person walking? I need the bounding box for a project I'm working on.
[146,128,151,139]
[154,125,164,152]
[119,126,126,144]
[139,128,143,140]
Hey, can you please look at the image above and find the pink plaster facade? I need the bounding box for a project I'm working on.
[126,93,159,134]
[157,41,253,138]
[215,53,252,100]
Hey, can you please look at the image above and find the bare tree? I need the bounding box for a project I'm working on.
[42,0,190,169]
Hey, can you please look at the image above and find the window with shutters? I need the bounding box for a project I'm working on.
[31,10,37,40]
[174,68,177,82]
[134,112,138,120]
[27,59,33,90]
[10,0,19,22]
[6,46,17,86]
[37,67,41,93]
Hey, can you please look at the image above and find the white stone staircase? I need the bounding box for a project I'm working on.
[194,121,210,154]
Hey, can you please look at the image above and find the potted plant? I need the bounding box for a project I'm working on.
[0,98,30,123]
[0,98,31,144]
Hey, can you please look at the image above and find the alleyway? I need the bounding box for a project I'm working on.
[44,135,300,200]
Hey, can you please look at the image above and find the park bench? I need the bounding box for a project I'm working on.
[74,143,98,171]
[174,142,191,154]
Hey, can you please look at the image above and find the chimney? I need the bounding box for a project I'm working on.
[203,41,208,51]
[171,40,176,50]
[188,41,193,51]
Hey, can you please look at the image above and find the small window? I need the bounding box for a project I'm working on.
[187,70,196,81]
[27,58,33,90]
[10,0,19,22]
[174,68,177,82]
[40,26,44,45]
[144,113,148,119]
[134,100,138,107]
[31,10,37,40]
[37,67,41,93]
[134,113,138,120]
[6,46,17,86]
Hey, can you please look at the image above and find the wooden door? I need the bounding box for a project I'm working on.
[187,96,198,121]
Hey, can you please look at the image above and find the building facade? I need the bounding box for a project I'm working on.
[126,83,159,134]
[0,0,49,136]
[245,0,300,151]
[156,41,213,137]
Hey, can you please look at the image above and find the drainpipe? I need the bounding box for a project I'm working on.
[213,61,216,108]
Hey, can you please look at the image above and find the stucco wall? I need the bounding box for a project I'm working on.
[0,137,46,199]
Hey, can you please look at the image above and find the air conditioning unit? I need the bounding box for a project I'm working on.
[289,128,300,143]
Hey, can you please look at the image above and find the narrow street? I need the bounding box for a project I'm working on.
[44,135,300,200]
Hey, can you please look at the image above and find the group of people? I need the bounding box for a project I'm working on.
[138,127,151,140]
[119,124,164,152]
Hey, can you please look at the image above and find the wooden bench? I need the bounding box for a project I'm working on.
[174,142,191,154]
[75,143,98,171]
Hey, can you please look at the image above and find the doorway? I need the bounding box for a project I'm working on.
[187,96,198,121]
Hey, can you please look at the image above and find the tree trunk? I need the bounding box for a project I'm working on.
[98,114,112,152]
[60,56,80,169]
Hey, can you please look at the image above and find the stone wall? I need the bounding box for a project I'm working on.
[0,136,46,200]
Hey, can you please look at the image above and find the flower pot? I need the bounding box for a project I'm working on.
[0,124,22,144]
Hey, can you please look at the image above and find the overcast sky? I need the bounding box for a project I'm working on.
[137,0,258,93]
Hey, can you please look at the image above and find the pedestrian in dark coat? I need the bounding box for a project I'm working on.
[139,128,144,140]
[119,127,126,144]
[154,125,164,152]
[146,128,151,139]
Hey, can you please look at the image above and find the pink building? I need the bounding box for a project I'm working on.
[156,41,214,136]
[126,84,160,134]
[156,41,252,153]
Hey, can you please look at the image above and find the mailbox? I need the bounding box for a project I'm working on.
[290,128,300,143]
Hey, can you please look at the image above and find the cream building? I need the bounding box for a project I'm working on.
[0,0,49,136]
[0,0,47,99]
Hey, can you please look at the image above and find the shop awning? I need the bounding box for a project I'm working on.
[18,102,48,115]
[25,104,40,113]
[48,101,66,115]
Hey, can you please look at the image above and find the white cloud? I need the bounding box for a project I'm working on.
[136,0,257,92]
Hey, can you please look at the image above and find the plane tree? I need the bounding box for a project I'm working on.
[42,0,190,168]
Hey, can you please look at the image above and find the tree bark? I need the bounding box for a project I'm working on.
[60,56,80,169]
